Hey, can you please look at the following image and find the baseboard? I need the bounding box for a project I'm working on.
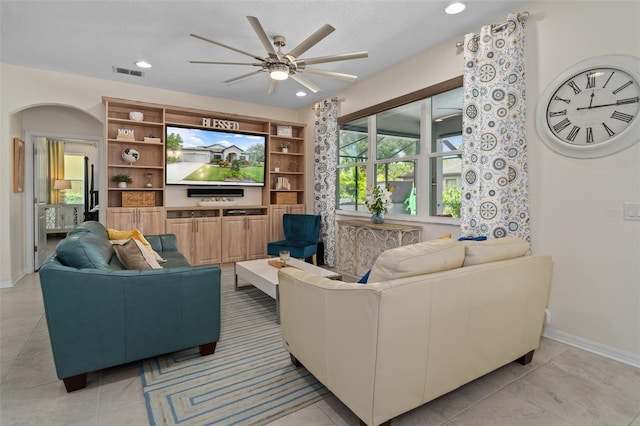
[543,328,640,368]
[0,279,16,288]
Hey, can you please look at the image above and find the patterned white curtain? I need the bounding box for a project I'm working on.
[313,97,339,266]
[460,13,530,242]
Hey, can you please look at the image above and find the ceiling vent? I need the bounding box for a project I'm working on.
[112,66,144,77]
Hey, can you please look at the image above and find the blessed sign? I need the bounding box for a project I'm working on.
[202,118,240,130]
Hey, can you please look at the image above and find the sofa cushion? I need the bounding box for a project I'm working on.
[368,239,465,283]
[66,220,109,240]
[112,238,162,270]
[55,233,114,270]
[462,237,530,266]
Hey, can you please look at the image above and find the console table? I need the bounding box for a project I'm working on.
[45,204,83,234]
[337,220,421,278]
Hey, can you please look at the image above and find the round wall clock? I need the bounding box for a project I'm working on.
[536,55,640,158]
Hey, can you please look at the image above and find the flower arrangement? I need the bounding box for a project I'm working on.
[365,185,392,216]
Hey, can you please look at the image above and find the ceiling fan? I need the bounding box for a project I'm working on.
[189,16,368,94]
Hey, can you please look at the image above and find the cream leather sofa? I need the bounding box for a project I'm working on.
[278,237,552,426]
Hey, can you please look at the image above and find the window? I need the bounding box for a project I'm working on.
[63,154,84,205]
[337,83,463,219]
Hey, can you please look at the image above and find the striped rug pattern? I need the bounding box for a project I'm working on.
[141,266,329,425]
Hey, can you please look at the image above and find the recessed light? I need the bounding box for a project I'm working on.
[296,91,307,97]
[445,2,466,14]
[135,60,152,69]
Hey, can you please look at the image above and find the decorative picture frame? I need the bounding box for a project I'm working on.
[13,137,25,193]
[276,125,292,137]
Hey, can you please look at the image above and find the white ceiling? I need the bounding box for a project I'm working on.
[0,0,526,110]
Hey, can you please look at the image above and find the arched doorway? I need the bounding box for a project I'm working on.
[18,104,103,272]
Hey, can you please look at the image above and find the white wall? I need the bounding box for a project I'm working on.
[0,64,300,286]
[298,1,640,365]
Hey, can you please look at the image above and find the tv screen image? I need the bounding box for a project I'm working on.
[165,126,266,186]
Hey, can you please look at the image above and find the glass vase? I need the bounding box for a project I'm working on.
[371,212,384,224]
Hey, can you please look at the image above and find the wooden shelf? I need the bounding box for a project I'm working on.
[103,97,307,243]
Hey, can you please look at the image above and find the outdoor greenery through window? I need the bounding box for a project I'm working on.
[63,154,84,205]
[337,85,463,219]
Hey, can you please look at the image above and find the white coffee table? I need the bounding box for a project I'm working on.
[235,257,341,323]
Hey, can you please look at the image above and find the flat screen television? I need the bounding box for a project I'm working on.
[165,125,266,187]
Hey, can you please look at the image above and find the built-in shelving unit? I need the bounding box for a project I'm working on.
[266,123,306,206]
[102,96,307,264]
[104,98,165,209]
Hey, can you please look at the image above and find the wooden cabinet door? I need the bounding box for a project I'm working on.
[137,207,165,235]
[269,204,305,241]
[221,216,246,263]
[269,205,288,241]
[165,218,194,264]
[246,215,268,260]
[106,208,136,230]
[194,217,221,265]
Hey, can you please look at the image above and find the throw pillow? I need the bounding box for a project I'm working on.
[458,235,488,241]
[107,228,166,262]
[112,238,163,270]
[368,239,465,283]
[357,269,371,284]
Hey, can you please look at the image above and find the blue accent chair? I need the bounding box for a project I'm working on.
[267,214,321,265]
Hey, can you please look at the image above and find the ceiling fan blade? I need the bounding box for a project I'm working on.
[294,51,368,66]
[300,67,358,81]
[286,24,335,59]
[190,33,264,62]
[247,16,278,58]
[189,61,262,66]
[268,79,278,94]
[290,73,321,93]
[224,70,264,83]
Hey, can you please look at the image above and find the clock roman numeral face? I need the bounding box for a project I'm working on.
[546,67,640,145]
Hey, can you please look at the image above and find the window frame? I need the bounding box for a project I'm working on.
[337,76,463,223]
[63,153,85,206]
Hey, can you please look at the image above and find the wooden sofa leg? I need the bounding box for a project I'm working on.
[312,254,317,265]
[63,373,88,392]
[516,349,535,365]
[199,342,217,356]
[290,354,302,368]
[359,420,391,426]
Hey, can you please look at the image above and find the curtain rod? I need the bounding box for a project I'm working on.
[312,97,345,110]
[455,11,529,48]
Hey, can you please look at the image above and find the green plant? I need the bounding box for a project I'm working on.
[111,174,132,184]
[280,142,290,150]
[442,186,461,218]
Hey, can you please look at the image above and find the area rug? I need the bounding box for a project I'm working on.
[141,266,329,425]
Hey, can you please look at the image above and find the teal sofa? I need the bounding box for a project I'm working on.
[38,221,221,392]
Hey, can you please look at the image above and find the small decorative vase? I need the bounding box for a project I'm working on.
[371,212,384,224]
[118,182,127,188]
[282,147,288,153]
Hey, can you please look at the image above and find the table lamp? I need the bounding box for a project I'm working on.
[54,179,72,204]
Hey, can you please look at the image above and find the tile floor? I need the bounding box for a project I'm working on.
[1,267,639,426]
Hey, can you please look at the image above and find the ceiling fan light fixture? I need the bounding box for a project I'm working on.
[445,2,466,14]
[270,64,289,81]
